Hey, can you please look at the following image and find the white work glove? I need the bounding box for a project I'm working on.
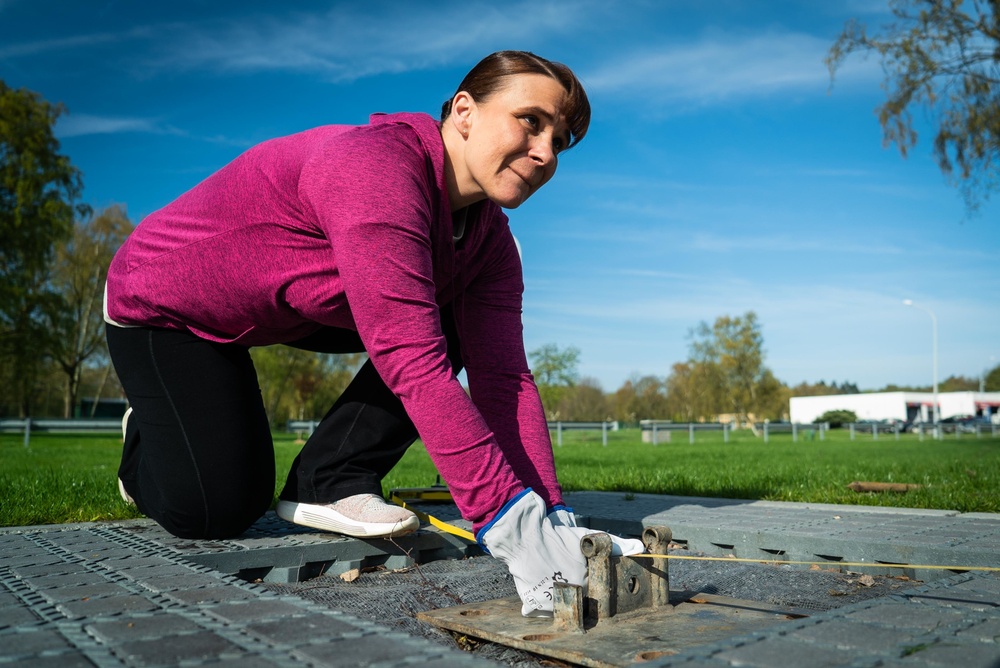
[479,491,647,617]
[547,504,646,557]
[479,490,588,617]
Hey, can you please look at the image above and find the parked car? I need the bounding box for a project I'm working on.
[852,419,900,434]
[940,415,977,433]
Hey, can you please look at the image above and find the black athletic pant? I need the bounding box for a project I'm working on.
[106,309,462,539]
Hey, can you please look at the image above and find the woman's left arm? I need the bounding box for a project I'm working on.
[455,221,564,510]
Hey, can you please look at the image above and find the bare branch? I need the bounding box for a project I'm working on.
[827,0,999,213]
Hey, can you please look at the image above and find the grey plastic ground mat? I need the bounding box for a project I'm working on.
[1,492,998,667]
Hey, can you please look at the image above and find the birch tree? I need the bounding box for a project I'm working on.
[45,205,133,416]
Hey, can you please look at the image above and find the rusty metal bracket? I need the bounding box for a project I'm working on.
[417,525,809,668]
[554,526,671,632]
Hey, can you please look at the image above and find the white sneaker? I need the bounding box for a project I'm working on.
[118,477,134,505]
[121,406,132,441]
[118,407,135,505]
[277,494,419,537]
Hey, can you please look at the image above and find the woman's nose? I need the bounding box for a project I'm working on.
[529,136,556,167]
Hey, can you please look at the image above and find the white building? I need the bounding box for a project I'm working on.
[789,391,1000,424]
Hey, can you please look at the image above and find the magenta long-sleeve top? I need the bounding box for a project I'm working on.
[105,112,563,531]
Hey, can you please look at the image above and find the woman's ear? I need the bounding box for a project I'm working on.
[449,91,475,138]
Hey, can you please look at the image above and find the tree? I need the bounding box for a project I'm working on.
[0,81,87,415]
[291,353,363,421]
[687,312,785,429]
[755,370,792,421]
[939,374,979,391]
[612,374,670,423]
[815,409,859,427]
[789,379,861,396]
[528,343,580,386]
[45,205,134,417]
[250,347,363,426]
[827,0,1000,211]
[663,361,723,423]
[556,377,610,422]
[985,363,1000,390]
[878,382,929,391]
[528,343,580,418]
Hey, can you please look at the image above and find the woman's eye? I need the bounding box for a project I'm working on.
[522,115,539,128]
[553,137,565,153]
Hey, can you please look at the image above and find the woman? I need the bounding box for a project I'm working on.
[105,50,641,616]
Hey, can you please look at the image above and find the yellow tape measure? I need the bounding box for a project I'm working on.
[390,495,1000,573]
[390,495,476,542]
[631,553,1000,572]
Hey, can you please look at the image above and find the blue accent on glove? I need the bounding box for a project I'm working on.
[476,488,533,552]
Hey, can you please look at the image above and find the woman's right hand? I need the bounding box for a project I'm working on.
[478,489,587,616]
[477,489,643,617]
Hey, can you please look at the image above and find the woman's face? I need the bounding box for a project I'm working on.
[454,73,570,209]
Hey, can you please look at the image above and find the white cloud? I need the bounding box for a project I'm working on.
[685,232,905,255]
[142,2,588,81]
[584,30,879,108]
[0,26,152,58]
[55,113,257,148]
[55,114,176,138]
[2,1,593,81]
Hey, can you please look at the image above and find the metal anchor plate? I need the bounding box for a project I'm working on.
[417,527,809,668]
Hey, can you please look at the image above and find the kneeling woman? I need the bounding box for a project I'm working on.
[105,50,641,617]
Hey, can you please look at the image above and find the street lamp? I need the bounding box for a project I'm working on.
[903,300,939,429]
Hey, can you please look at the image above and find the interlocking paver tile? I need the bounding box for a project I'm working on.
[898,639,1000,667]
[845,601,967,631]
[136,573,229,592]
[57,593,159,619]
[783,618,919,652]
[38,582,132,603]
[292,636,425,665]
[956,617,1000,642]
[12,651,98,668]
[25,572,108,589]
[713,637,849,668]
[244,616,364,644]
[205,599,315,623]
[0,605,45,627]
[86,613,203,642]
[0,628,71,654]
[113,630,247,666]
[162,585,260,605]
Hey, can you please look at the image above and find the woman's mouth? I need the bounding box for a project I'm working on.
[510,167,535,188]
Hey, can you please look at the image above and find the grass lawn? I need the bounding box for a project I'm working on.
[2,428,998,527]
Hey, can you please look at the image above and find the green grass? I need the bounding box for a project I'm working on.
[2,428,998,527]
[551,429,1000,512]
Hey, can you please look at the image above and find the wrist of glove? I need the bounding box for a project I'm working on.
[479,490,645,617]
[548,504,578,528]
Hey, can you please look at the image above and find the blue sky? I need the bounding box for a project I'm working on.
[2,0,997,392]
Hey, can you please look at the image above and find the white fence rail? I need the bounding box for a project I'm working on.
[639,420,730,445]
[757,422,828,444]
[1,418,123,447]
[12,417,990,450]
[287,420,321,437]
[845,421,998,441]
[546,421,619,447]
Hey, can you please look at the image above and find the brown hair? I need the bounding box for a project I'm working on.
[441,51,590,149]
